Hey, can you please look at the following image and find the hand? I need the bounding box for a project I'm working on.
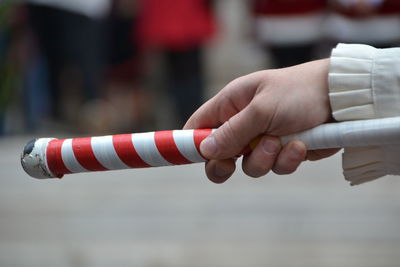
[184,59,339,183]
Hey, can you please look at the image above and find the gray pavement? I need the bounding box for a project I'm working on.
[1,136,400,267]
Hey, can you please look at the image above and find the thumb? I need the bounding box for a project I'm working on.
[200,102,269,160]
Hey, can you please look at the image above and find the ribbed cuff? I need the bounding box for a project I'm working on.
[329,43,400,121]
[329,43,377,121]
[342,145,400,185]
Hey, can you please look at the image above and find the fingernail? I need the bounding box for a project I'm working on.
[201,136,217,158]
[262,139,278,154]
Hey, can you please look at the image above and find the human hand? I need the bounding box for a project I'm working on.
[184,59,339,183]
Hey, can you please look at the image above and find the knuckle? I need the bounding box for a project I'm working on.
[220,77,245,99]
[227,75,246,88]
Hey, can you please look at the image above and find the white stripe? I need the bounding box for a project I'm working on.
[91,136,129,170]
[132,132,171,167]
[255,14,324,44]
[173,130,205,163]
[61,139,88,173]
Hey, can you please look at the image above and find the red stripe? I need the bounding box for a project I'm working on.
[253,0,325,15]
[46,139,71,178]
[154,131,191,165]
[112,134,150,168]
[193,129,212,159]
[72,137,108,171]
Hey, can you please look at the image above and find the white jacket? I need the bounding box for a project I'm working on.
[329,43,400,184]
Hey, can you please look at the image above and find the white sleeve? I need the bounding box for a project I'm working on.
[328,43,400,185]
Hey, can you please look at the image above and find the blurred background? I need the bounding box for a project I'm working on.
[2,0,400,266]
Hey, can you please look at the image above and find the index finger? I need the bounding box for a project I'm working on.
[183,72,263,130]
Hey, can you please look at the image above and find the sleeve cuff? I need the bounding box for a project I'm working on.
[328,43,377,121]
[342,145,400,185]
[329,43,400,121]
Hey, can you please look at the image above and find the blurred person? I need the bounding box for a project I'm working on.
[184,43,400,185]
[326,0,400,48]
[25,0,111,128]
[251,0,327,68]
[0,2,52,134]
[0,2,30,135]
[103,0,155,133]
[136,0,216,127]
[0,2,18,135]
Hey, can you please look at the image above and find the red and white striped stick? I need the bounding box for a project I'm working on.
[21,129,214,179]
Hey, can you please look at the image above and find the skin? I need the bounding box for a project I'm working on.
[184,59,339,183]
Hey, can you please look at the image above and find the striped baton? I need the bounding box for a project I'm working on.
[21,117,400,179]
[22,129,214,179]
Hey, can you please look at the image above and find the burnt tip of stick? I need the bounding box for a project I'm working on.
[21,138,58,179]
[23,139,36,156]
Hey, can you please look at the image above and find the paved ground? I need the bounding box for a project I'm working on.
[1,136,400,267]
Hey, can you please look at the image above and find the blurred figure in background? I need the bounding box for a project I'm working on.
[251,0,327,68]
[326,0,400,48]
[136,0,216,127]
[0,2,20,135]
[103,0,155,133]
[26,0,111,130]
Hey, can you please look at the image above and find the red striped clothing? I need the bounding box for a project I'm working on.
[252,0,327,16]
[326,0,400,44]
[380,0,400,14]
